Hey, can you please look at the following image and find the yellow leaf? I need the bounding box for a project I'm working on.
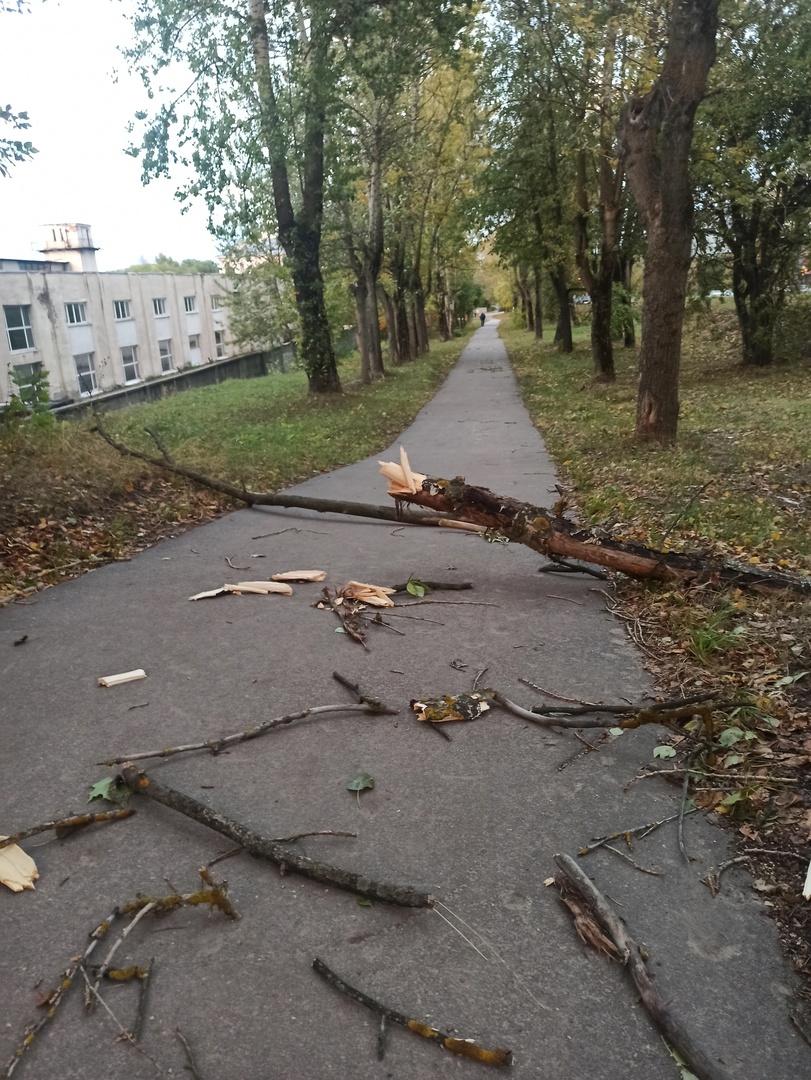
[0,839,39,892]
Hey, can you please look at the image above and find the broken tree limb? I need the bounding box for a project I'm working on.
[494,692,714,731]
[312,958,512,1066]
[554,853,733,1080]
[120,766,433,908]
[92,412,450,527]
[0,808,134,850]
[379,456,811,596]
[99,702,390,767]
[332,672,396,713]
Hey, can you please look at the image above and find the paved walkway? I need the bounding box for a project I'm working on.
[2,321,807,1079]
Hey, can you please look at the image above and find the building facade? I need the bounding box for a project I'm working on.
[1,224,232,406]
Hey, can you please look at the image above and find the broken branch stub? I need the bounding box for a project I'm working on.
[378,451,811,595]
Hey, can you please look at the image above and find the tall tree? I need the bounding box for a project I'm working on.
[696,0,811,366]
[618,0,721,442]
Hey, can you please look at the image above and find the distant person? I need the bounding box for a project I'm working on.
[479,311,486,326]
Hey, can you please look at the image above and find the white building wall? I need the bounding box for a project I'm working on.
[0,272,233,403]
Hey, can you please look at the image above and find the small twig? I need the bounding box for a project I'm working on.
[554,854,733,1080]
[312,959,512,1066]
[87,902,156,1013]
[3,908,120,1078]
[703,848,809,897]
[132,958,154,1043]
[225,556,249,570]
[377,1014,388,1060]
[377,610,445,624]
[176,1027,204,1080]
[362,615,405,635]
[472,667,488,692]
[0,808,134,851]
[579,809,698,855]
[121,766,433,908]
[331,673,397,714]
[602,844,662,876]
[678,746,706,863]
[128,702,149,711]
[396,599,498,608]
[271,830,357,843]
[519,678,603,707]
[661,481,712,543]
[789,1012,811,1048]
[79,967,164,1074]
[545,593,585,605]
[638,769,798,783]
[390,580,473,592]
[100,703,387,766]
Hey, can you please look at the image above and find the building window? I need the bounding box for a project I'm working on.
[214,330,226,359]
[210,294,222,310]
[74,352,97,396]
[4,304,35,351]
[113,299,131,320]
[158,339,173,373]
[189,334,200,350]
[121,345,140,384]
[12,361,44,403]
[184,295,197,313]
[65,301,88,325]
[152,297,167,316]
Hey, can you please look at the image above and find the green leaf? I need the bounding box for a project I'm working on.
[356,895,373,907]
[718,726,744,747]
[608,727,624,737]
[720,791,743,807]
[334,626,346,634]
[652,745,676,759]
[87,777,131,804]
[406,578,428,597]
[774,671,808,687]
[724,753,743,767]
[346,772,374,793]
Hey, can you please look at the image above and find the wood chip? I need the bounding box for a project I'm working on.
[188,582,293,600]
[98,669,147,687]
[0,839,39,892]
[271,570,327,582]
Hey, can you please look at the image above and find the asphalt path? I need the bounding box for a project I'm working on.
[1,320,807,1079]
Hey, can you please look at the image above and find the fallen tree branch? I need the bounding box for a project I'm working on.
[99,703,389,766]
[703,848,809,897]
[92,412,450,528]
[0,808,134,850]
[554,853,733,1080]
[379,457,811,596]
[579,808,698,855]
[494,692,714,732]
[2,869,236,1079]
[120,766,433,908]
[312,958,512,1066]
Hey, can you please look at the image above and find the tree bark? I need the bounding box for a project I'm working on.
[533,265,543,340]
[618,0,721,441]
[248,0,341,393]
[551,267,573,352]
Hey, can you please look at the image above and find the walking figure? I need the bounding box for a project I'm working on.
[479,311,486,326]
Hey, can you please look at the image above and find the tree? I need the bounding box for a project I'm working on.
[618,0,721,443]
[123,254,220,274]
[126,0,471,394]
[696,0,811,366]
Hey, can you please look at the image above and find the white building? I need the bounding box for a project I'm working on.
[1,224,232,405]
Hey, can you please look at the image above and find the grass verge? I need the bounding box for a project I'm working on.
[0,336,469,603]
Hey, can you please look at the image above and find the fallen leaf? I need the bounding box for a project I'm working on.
[356,896,373,907]
[652,745,677,759]
[0,839,38,892]
[346,772,375,793]
[271,570,327,582]
[88,777,131,804]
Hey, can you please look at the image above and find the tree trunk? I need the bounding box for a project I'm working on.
[533,265,543,340]
[551,267,573,352]
[363,266,384,377]
[352,279,372,384]
[618,0,720,442]
[248,0,340,394]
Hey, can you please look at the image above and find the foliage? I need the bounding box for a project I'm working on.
[694,0,811,366]
[0,102,36,178]
[121,254,220,275]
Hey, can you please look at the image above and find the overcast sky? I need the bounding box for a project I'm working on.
[0,1,220,270]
